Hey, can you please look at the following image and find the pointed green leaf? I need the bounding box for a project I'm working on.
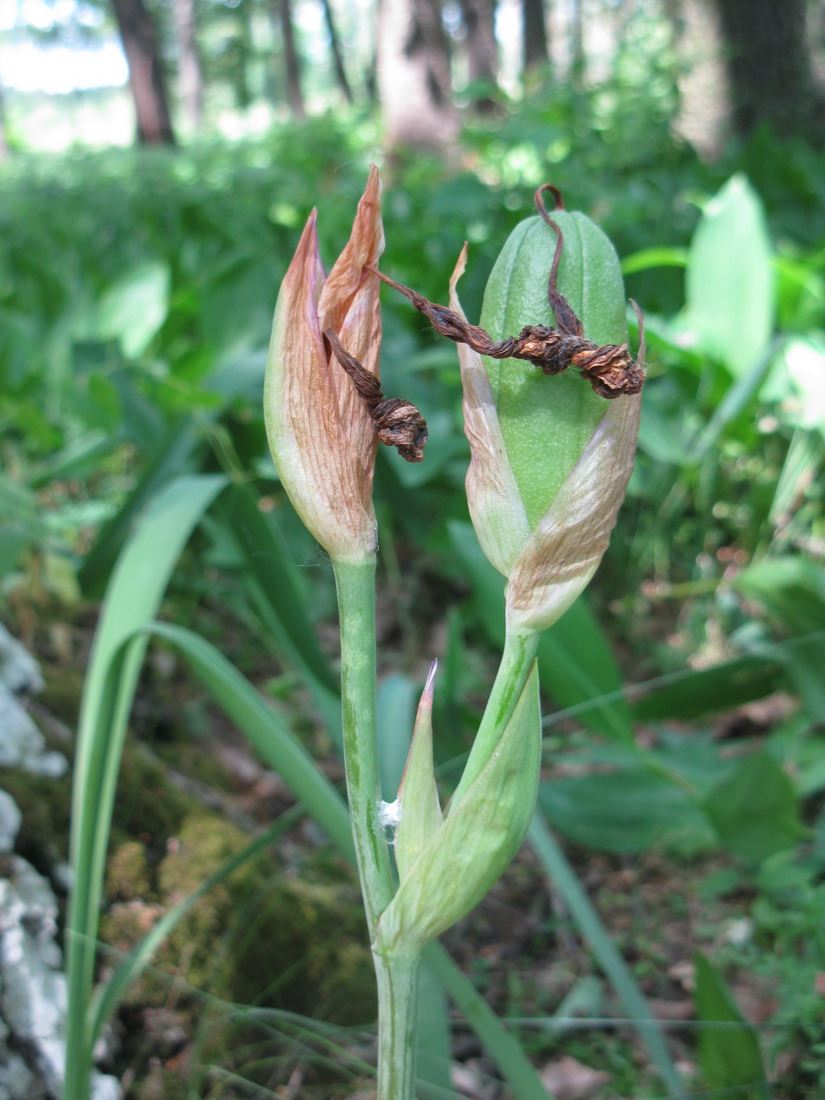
[395,663,443,881]
[685,175,774,377]
[694,952,768,1100]
[705,751,806,863]
[376,664,541,956]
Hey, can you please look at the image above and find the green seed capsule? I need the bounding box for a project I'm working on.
[481,210,630,527]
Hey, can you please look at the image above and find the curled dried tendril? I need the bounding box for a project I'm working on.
[324,329,428,463]
[370,184,645,400]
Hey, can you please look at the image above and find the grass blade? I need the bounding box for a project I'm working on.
[416,957,453,1094]
[76,421,203,597]
[65,473,228,1100]
[694,952,768,1099]
[146,621,352,852]
[216,484,340,697]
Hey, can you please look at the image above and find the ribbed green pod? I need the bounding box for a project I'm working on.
[480,210,629,527]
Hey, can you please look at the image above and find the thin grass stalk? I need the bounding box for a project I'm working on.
[424,942,554,1100]
[66,638,155,1100]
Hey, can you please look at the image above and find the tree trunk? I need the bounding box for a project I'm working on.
[111,0,176,144]
[459,0,498,102]
[377,0,459,152]
[713,0,824,139]
[670,0,729,158]
[279,0,306,119]
[521,0,549,76]
[320,0,353,103]
[173,0,203,132]
[230,0,254,109]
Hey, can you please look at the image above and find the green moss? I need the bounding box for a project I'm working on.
[106,840,153,901]
[0,767,72,865]
[134,1062,189,1100]
[38,665,86,729]
[155,740,233,792]
[230,875,375,1025]
[100,813,374,1027]
[110,743,194,847]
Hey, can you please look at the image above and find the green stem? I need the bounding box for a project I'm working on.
[449,627,539,809]
[334,558,419,1099]
[333,558,395,935]
[374,952,421,1099]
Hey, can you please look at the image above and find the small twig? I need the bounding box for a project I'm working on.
[324,329,428,463]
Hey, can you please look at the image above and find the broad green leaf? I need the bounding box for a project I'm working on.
[735,554,825,634]
[621,246,689,275]
[629,655,785,722]
[735,556,825,722]
[638,394,695,465]
[539,595,633,743]
[95,260,171,358]
[539,770,710,855]
[694,952,768,1100]
[705,751,806,863]
[761,334,825,436]
[685,175,774,377]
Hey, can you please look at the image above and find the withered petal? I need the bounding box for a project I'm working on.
[264,206,378,562]
[319,164,384,374]
[506,393,642,633]
[321,166,385,482]
[450,245,531,577]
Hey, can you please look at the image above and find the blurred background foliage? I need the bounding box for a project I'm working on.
[2,0,825,1096]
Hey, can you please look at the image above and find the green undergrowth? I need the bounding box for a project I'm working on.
[2,98,825,1098]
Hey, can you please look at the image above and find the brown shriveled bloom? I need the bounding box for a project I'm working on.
[264,168,425,563]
